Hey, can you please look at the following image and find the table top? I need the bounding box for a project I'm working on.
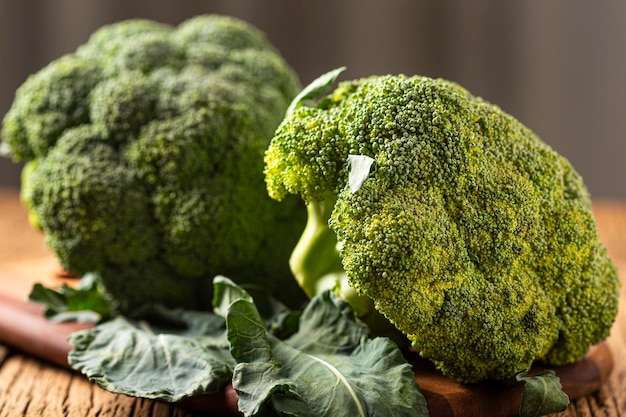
[1,187,625,417]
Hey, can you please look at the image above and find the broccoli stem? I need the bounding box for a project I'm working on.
[289,197,343,299]
[288,197,374,317]
[290,197,408,345]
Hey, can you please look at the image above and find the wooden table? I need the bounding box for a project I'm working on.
[1,187,625,417]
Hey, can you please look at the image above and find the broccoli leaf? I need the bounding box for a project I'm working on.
[286,66,346,115]
[68,307,234,402]
[213,275,302,339]
[216,277,428,417]
[213,274,255,317]
[65,280,298,403]
[516,370,570,417]
[29,274,112,323]
[347,154,375,193]
[66,276,426,415]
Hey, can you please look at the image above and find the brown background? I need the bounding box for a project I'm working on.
[1,0,625,198]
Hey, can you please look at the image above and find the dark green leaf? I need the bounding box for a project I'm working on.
[29,283,67,311]
[283,291,368,354]
[130,304,230,347]
[269,337,428,417]
[266,310,301,340]
[226,289,428,417]
[214,276,300,338]
[244,284,302,339]
[213,275,254,318]
[227,298,287,416]
[28,274,113,323]
[516,370,570,417]
[68,310,234,402]
[286,67,346,116]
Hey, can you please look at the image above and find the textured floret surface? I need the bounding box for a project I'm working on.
[2,15,306,312]
[265,74,620,382]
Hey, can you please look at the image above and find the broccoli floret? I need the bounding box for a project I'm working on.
[264,68,620,383]
[1,15,307,313]
[1,56,102,160]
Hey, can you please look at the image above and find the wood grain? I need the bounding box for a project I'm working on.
[0,353,204,417]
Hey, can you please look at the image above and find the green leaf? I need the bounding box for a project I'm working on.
[283,290,368,353]
[67,277,305,404]
[213,276,300,339]
[29,283,67,311]
[213,275,254,318]
[269,338,427,417]
[227,298,286,416]
[29,273,113,323]
[286,67,346,116]
[66,277,427,416]
[347,154,375,193]
[516,370,570,417]
[225,289,428,417]
[68,308,234,402]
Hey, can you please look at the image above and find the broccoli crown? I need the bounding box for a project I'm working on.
[2,15,307,312]
[264,72,620,382]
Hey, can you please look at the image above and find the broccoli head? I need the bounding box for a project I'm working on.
[264,68,620,383]
[1,15,307,312]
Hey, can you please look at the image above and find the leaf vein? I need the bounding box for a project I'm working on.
[306,354,366,417]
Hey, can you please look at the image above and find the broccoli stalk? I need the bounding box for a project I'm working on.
[290,196,405,342]
[290,197,342,299]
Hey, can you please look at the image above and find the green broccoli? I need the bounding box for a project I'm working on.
[264,68,620,383]
[1,15,307,313]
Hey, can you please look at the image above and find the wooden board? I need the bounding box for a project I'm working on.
[0,268,615,417]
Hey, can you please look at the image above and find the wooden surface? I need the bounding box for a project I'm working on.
[1,187,626,416]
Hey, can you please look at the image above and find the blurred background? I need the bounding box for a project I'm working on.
[0,0,624,198]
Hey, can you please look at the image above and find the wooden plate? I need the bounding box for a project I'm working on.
[0,270,614,417]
